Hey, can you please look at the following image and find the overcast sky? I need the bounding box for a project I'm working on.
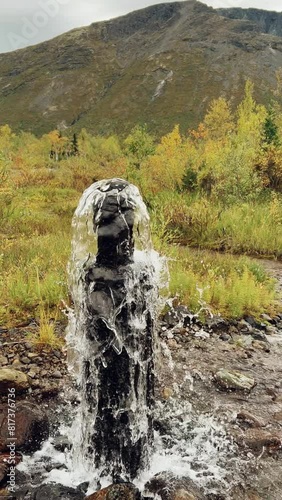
[0,0,281,54]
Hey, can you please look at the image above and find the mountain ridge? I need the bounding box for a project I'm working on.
[0,0,282,136]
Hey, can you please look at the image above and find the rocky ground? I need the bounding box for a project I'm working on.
[1,260,282,500]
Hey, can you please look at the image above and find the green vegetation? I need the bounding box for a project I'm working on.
[1,81,282,329]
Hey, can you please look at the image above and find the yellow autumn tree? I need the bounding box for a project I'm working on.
[141,125,187,197]
[203,97,234,141]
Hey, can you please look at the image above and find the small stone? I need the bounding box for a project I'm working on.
[31,379,41,388]
[271,410,282,423]
[52,435,72,452]
[86,483,140,500]
[0,357,8,367]
[162,387,173,400]
[238,319,253,333]
[27,353,39,360]
[53,350,62,359]
[238,428,282,453]
[214,369,256,391]
[41,370,48,377]
[174,489,196,500]
[252,331,267,342]
[236,411,266,428]
[194,329,210,340]
[0,369,29,394]
[20,357,30,365]
[52,370,62,379]
[27,370,37,379]
[261,314,272,322]
[24,342,33,350]
[167,339,178,349]
[265,325,277,335]
[167,332,174,340]
[219,333,230,341]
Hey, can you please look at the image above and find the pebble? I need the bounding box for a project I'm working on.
[27,353,39,360]
[0,356,8,366]
[265,325,277,335]
[261,314,272,322]
[167,332,174,340]
[214,369,256,391]
[25,342,33,350]
[167,339,178,349]
[162,387,173,400]
[53,371,63,379]
[20,357,31,365]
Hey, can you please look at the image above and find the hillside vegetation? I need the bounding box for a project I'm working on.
[0,81,282,327]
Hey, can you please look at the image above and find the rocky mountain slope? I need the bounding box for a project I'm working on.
[218,7,282,38]
[0,0,282,136]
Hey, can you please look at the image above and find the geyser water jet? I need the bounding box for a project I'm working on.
[67,179,164,482]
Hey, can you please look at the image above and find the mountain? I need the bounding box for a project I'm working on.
[0,0,282,136]
[217,7,282,38]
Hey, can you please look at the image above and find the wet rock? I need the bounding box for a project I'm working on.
[163,305,194,329]
[238,319,253,334]
[236,428,282,454]
[206,316,228,332]
[244,316,266,331]
[251,331,268,342]
[265,325,278,335]
[236,411,266,428]
[0,402,49,452]
[52,435,72,452]
[174,489,196,500]
[86,483,140,500]
[145,472,205,500]
[31,484,84,500]
[40,382,61,397]
[214,369,256,391]
[0,369,29,394]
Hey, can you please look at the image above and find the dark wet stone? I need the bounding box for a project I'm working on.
[86,483,140,500]
[145,472,205,500]
[52,435,72,452]
[33,484,84,500]
[206,316,228,332]
[251,331,268,342]
[0,401,49,453]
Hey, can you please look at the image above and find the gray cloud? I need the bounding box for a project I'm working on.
[0,0,281,53]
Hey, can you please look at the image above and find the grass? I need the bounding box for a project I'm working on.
[168,247,278,319]
[152,192,282,258]
[0,126,281,339]
[28,307,63,349]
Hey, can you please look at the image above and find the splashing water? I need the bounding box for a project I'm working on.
[66,178,168,481]
[18,178,243,497]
